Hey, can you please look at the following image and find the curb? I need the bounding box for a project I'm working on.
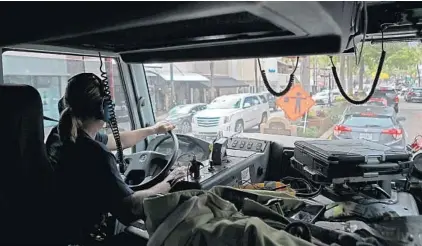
[319,125,334,139]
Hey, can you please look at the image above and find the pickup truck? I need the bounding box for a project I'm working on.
[192,93,270,140]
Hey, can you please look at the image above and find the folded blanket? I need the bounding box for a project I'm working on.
[143,186,313,246]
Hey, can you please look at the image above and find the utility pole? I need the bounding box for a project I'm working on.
[301,56,311,92]
[358,57,364,91]
[347,56,353,95]
[340,55,345,89]
[328,73,332,106]
[417,64,421,87]
[170,63,176,107]
[254,59,259,93]
[210,61,215,101]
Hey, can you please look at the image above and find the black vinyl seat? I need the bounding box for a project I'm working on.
[0,84,55,244]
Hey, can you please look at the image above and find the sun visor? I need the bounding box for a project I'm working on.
[3,2,355,62]
[118,2,356,63]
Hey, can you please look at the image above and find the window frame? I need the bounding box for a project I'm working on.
[1,44,147,152]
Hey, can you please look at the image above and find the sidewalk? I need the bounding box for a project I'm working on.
[319,125,334,139]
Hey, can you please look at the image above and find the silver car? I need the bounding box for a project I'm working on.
[332,105,406,150]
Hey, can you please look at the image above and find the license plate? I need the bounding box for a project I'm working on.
[359,133,373,140]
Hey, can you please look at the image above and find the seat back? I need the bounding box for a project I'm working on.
[0,84,55,244]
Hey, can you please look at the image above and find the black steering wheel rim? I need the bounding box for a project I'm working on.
[124,130,179,191]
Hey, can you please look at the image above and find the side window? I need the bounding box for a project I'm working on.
[243,97,252,107]
[243,96,257,107]
[259,95,267,103]
[251,96,260,105]
[2,51,132,145]
[233,99,241,108]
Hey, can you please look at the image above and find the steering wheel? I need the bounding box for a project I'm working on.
[123,131,179,191]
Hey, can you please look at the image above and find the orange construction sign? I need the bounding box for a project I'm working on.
[276,84,315,121]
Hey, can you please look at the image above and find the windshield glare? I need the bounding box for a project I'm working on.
[144,43,418,148]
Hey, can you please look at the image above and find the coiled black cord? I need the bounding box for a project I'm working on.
[329,27,386,105]
[98,53,125,172]
[258,57,299,97]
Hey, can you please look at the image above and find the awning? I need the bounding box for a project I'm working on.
[145,71,248,89]
[146,70,208,81]
[204,75,248,88]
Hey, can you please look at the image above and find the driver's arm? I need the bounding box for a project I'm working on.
[106,121,175,151]
[100,151,186,225]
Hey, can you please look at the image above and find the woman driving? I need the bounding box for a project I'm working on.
[54,73,186,245]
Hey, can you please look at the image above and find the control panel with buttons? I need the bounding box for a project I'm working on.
[226,137,268,152]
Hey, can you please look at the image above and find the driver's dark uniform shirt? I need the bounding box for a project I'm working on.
[54,130,134,244]
[45,125,108,168]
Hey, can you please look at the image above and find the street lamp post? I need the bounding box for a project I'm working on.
[170,63,176,106]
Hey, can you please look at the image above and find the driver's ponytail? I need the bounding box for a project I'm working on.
[58,107,81,143]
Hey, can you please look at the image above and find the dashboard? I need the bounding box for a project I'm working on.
[147,134,211,164]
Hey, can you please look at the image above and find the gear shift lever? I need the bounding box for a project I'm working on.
[189,155,204,180]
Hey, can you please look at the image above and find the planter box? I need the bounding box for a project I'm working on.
[306,116,333,133]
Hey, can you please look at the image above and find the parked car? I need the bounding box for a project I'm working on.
[312,90,332,105]
[405,87,422,102]
[166,103,207,134]
[192,93,270,140]
[332,105,406,150]
[371,86,399,113]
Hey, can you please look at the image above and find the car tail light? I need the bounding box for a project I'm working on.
[369,98,387,106]
[334,125,351,136]
[382,128,403,140]
[394,96,399,103]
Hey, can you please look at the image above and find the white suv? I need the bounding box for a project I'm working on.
[192,93,270,139]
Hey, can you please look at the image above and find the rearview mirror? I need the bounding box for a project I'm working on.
[243,102,252,108]
[397,116,406,122]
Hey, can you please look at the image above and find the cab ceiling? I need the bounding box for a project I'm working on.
[1,2,422,63]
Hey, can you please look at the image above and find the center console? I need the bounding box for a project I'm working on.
[184,137,270,189]
[126,136,271,239]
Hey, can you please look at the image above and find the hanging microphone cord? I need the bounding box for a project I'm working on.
[258,57,299,97]
[98,53,125,172]
[329,25,386,105]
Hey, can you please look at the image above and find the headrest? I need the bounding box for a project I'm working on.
[0,84,51,177]
[0,84,54,243]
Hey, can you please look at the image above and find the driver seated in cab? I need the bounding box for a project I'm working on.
[54,73,186,245]
[46,94,173,169]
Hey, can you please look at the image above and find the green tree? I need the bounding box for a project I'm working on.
[361,42,422,78]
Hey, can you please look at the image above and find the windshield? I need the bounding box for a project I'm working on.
[207,96,241,109]
[144,42,417,149]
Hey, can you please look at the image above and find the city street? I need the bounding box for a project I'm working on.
[44,99,421,146]
[397,98,422,144]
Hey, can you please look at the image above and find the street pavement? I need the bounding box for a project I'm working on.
[397,98,422,144]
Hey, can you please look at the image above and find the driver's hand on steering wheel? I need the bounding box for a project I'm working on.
[164,166,188,186]
[153,121,176,134]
